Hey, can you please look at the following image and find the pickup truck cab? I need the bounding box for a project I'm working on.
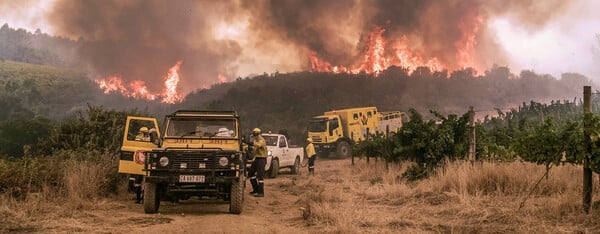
[261,133,304,178]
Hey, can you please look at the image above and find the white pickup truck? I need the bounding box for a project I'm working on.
[261,133,304,178]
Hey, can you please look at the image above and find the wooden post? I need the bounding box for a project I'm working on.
[366,128,370,164]
[351,132,355,165]
[583,86,592,214]
[468,106,476,165]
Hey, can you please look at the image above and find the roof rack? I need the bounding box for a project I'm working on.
[170,110,238,117]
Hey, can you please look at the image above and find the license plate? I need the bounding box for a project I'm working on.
[179,175,205,183]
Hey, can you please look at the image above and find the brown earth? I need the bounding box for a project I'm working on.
[13,158,600,233]
[37,162,322,233]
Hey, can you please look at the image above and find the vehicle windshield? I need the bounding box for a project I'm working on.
[165,117,237,137]
[263,135,278,146]
[308,118,328,132]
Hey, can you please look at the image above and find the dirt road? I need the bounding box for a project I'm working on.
[41,162,321,233]
[22,158,600,233]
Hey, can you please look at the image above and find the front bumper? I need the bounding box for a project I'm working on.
[146,169,240,184]
[314,143,335,153]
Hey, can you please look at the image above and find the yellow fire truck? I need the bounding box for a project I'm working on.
[307,107,406,158]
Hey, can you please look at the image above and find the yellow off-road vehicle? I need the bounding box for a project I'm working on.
[119,110,246,214]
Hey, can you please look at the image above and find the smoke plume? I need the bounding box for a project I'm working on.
[47,0,574,95]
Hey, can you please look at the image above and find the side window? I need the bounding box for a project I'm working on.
[367,111,372,118]
[353,113,359,120]
[128,119,157,142]
[279,137,287,148]
[329,119,339,129]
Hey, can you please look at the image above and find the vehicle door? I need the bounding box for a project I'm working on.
[119,116,160,175]
[278,135,290,165]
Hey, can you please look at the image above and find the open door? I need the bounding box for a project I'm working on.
[119,116,160,175]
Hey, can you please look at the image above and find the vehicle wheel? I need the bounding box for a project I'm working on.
[335,141,352,158]
[291,157,300,174]
[143,183,160,214]
[268,159,279,178]
[229,177,243,214]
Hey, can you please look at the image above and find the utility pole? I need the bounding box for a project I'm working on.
[468,106,476,164]
[583,86,592,213]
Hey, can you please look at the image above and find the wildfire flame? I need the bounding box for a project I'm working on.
[310,22,482,76]
[455,14,483,71]
[162,60,183,104]
[217,74,227,84]
[95,60,183,104]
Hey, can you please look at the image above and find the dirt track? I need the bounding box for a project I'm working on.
[23,158,600,233]
[41,162,322,233]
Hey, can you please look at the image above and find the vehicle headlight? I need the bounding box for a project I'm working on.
[219,157,229,167]
[159,156,169,166]
[268,151,272,156]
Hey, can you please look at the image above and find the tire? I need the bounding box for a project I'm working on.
[143,183,160,214]
[335,141,352,158]
[291,157,300,174]
[268,159,279,178]
[229,177,243,214]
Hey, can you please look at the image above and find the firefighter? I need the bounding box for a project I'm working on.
[135,127,150,141]
[306,137,317,175]
[247,128,267,197]
[129,175,144,203]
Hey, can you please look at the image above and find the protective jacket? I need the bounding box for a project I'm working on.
[253,135,268,158]
[306,142,316,158]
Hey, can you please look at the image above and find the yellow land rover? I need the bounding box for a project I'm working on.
[119,110,246,214]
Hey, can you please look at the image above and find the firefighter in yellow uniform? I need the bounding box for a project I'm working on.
[135,127,150,141]
[248,128,267,197]
[306,137,317,175]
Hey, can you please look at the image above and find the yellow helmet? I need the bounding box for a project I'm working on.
[253,128,261,133]
[139,127,149,133]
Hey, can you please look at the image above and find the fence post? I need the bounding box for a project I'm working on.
[366,128,370,164]
[583,86,592,213]
[468,106,476,165]
[351,132,355,165]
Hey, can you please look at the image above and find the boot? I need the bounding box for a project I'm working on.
[249,178,258,195]
[135,186,143,204]
[135,191,142,203]
[254,181,264,197]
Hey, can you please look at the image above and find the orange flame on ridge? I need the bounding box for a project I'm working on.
[95,60,184,104]
[310,19,482,76]
[455,13,483,71]
[217,74,227,84]
[162,60,183,104]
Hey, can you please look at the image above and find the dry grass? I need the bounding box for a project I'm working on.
[0,150,127,233]
[295,159,600,233]
[3,154,600,233]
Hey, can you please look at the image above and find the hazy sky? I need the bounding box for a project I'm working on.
[1,0,599,82]
[490,0,600,79]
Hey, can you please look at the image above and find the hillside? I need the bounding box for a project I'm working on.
[182,67,592,142]
[0,59,593,143]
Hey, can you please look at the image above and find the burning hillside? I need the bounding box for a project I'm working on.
[95,61,183,104]
[45,0,573,103]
